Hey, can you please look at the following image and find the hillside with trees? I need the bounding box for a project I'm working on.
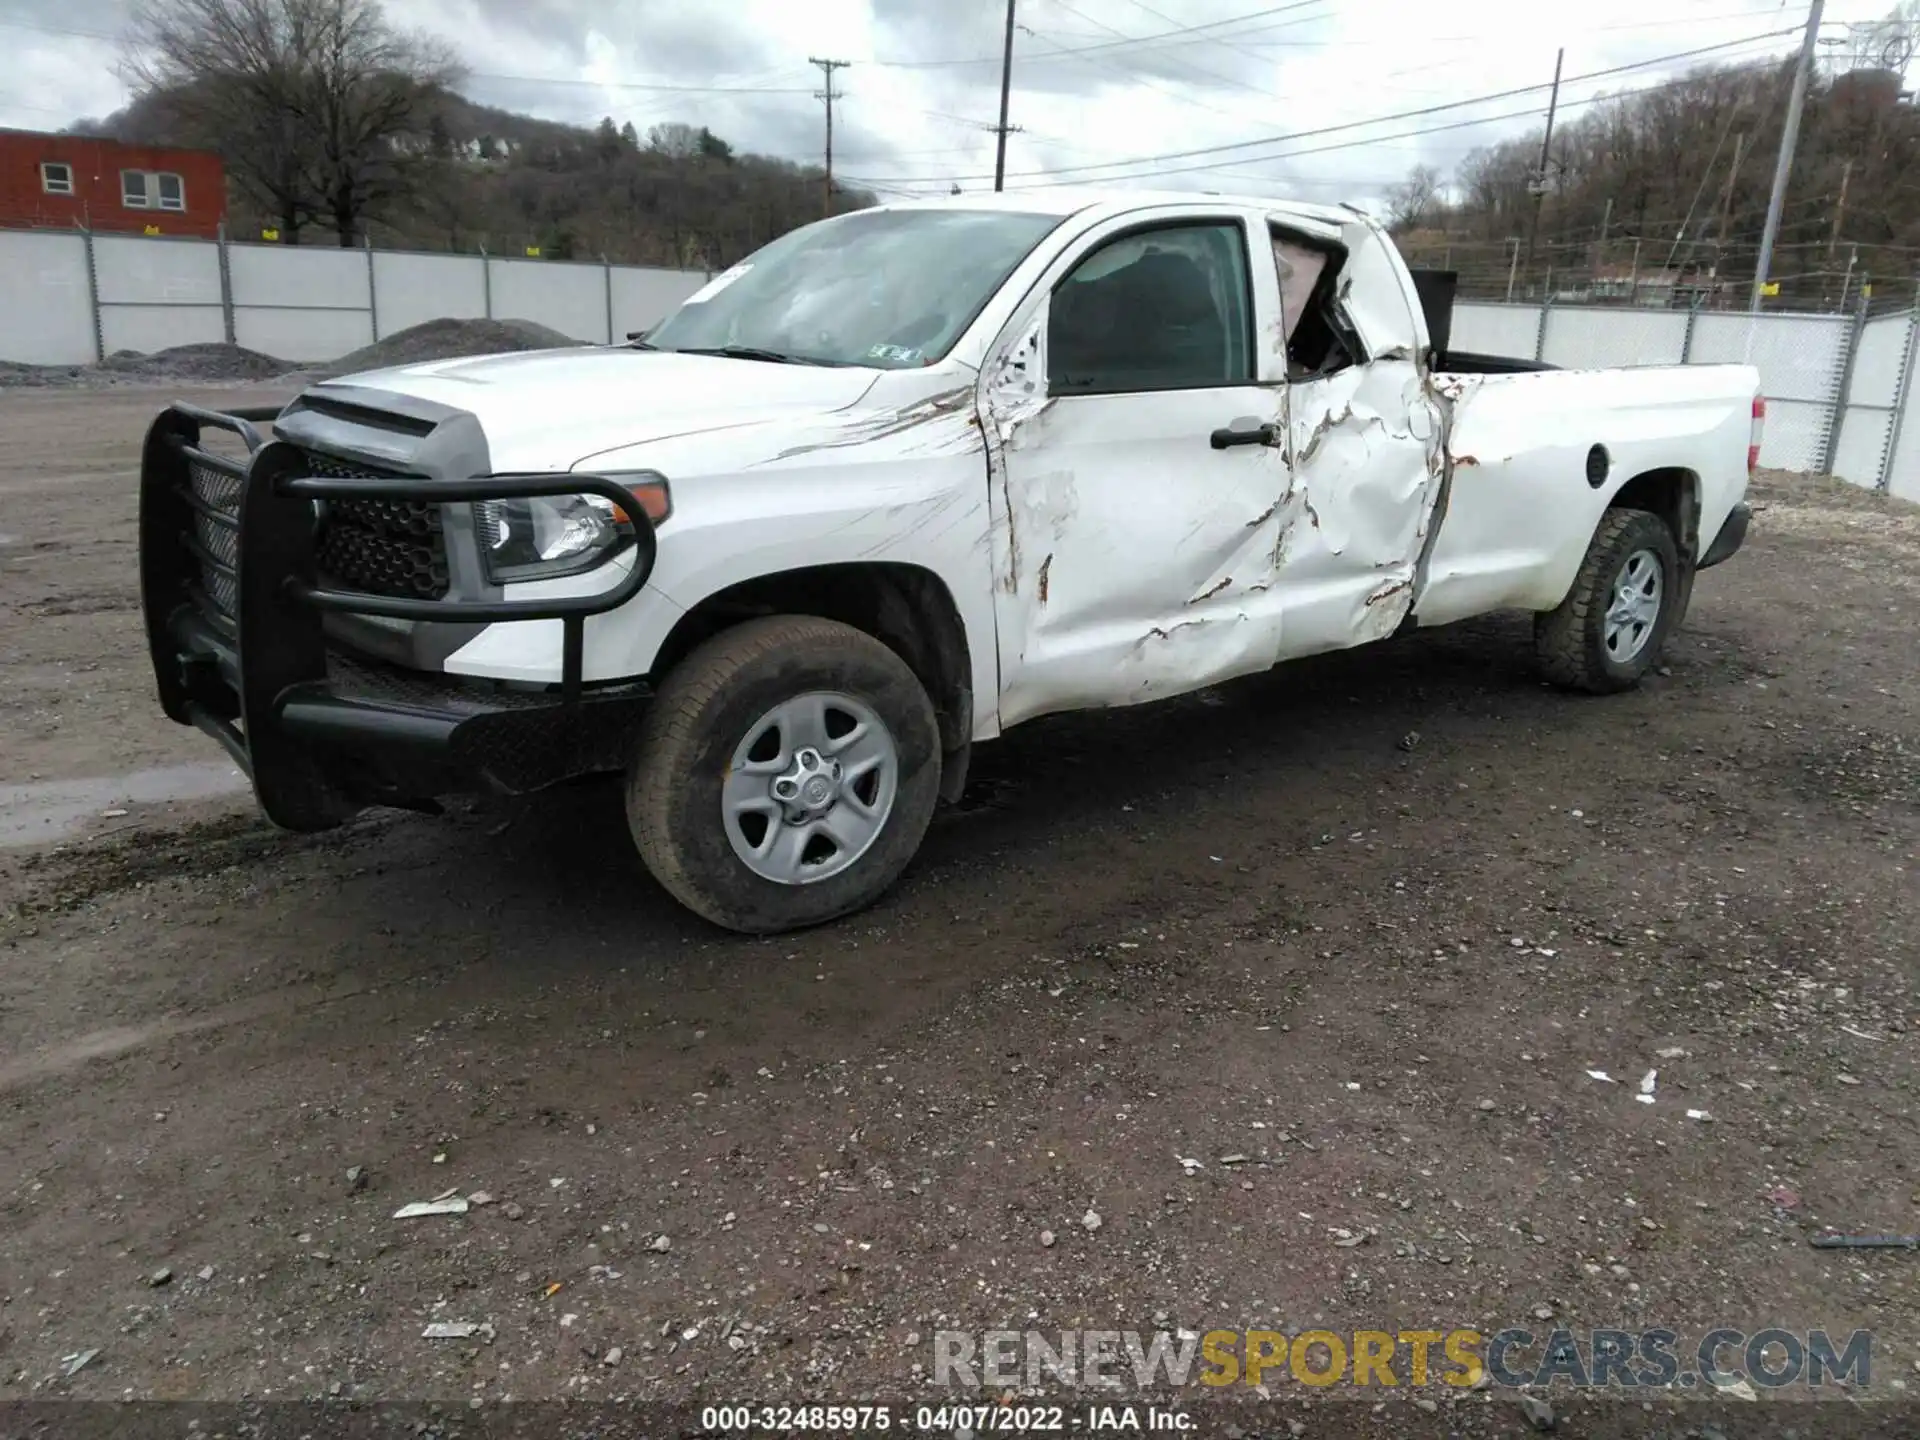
[82,0,870,269]
[1389,26,1920,310]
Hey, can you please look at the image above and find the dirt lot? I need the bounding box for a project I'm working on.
[1,386,1918,1433]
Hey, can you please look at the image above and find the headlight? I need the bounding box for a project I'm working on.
[474,475,670,585]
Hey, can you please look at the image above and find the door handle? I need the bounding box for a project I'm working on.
[1210,422,1277,450]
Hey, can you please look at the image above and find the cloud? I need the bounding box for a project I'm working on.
[0,0,1902,210]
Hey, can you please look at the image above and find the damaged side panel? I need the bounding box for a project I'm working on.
[1275,358,1446,651]
[520,368,1004,727]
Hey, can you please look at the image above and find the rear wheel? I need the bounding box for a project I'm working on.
[1534,508,1681,694]
[627,615,942,932]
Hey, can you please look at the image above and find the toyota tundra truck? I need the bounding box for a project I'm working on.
[136,190,1759,932]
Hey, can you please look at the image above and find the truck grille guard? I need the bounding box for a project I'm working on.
[138,402,659,831]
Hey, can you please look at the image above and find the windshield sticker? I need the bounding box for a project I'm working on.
[681,263,752,305]
[866,343,923,365]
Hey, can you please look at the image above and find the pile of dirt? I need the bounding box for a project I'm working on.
[319,317,576,376]
[0,341,293,391]
[99,342,290,382]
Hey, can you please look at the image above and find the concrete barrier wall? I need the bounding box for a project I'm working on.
[91,233,224,355]
[487,256,607,343]
[0,230,93,364]
[371,251,488,335]
[228,242,375,361]
[0,226,709,369]
[2,224,1918,495]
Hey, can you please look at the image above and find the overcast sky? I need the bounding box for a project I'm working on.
[0,0,1911,209]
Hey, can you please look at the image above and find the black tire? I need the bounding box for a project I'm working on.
[1534,508,1681,694]
[626,615,942,933]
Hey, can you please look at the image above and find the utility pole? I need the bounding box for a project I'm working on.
[1751,0,1825,310]
[1717,134,1744,251]
[810,57,850,219]
[993,0,1018,191]
[1594,196,1612,274]
[1506,236,1522,302]
[1521,47,1565,295]
[1828,156,1853,262]
[1711,132,1745,299]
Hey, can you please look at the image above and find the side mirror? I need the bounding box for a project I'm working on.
[626,329,649,343]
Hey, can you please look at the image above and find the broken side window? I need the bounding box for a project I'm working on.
[1271,237,1327,345]
[1270,229,1356,380]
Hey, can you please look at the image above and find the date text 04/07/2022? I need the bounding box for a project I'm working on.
[696,1404,1195,1431]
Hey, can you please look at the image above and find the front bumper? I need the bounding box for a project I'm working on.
[1698,501,1750,570]
[138,403,657,831]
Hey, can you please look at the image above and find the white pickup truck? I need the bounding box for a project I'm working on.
[138,190,1760,931]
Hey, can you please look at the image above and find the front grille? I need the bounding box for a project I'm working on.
[187,456,242,622]
[306,450,451,601]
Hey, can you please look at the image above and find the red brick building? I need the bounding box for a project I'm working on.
[0,129,226,238]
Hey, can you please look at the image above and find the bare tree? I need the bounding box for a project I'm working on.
[303,0,462,244]
[647,122,703,159]
[123,0,461,245]
[1385,164,1443,233]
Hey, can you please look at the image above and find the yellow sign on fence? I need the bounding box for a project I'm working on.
[1759,281,1781,297]
[525,245,541,258]
[261,227,280,241]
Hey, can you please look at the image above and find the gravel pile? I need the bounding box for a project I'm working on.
[0,317,583,391]
[99,342,291,382]
[318,318,576,376]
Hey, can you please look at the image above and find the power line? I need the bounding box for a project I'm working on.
[1112,0,1294,65]
[869,0,1329,67]
[853,47,1803,203]
[1014,20,1261,126]
[856,27,1800,186]
[469,75,816,95]
[1041,0,1292,103]
[1000,46,1797,189]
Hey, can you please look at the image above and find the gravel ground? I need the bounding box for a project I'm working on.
[0,385,1917,1436]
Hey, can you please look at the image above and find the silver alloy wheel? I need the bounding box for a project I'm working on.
[1604,547,1663,663]
[721,691,900,885]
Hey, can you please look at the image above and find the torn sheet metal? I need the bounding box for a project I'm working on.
[1275,358,1446,652]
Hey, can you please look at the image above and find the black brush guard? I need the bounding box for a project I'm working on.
[138,403,658,831]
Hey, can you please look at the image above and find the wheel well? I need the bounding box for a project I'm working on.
[1610,466,1701,561]
[653,563,974,754]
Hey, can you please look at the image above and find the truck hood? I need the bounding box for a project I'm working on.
[307,346,882,470]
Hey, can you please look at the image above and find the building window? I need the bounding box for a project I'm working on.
[118,171,188,212]
[40,161,74,195]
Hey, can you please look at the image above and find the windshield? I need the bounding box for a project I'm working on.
[644,207,1064,369]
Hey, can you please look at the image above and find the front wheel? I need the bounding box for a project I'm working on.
[1534,508,1681,694]
[627,615,942,933]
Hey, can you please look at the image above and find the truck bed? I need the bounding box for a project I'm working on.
[1436,350,1557,375]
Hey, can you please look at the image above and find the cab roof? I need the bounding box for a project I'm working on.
[867,187,1366,231]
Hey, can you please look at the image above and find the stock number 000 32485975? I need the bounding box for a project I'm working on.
[699,1405,1073,1432]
